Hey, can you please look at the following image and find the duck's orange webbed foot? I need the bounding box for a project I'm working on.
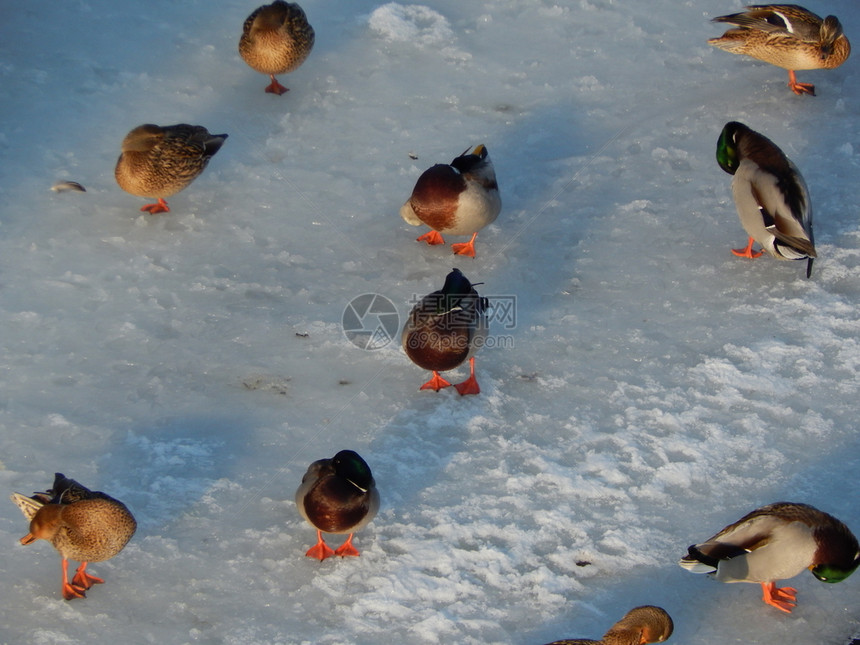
[451,232,478,258]
[334,533,360,557]
[454,357,480,395]
[62,582,87,600]
[60,559,87,600]
[761,581,797,613]
[420,371,452,391]
[787,71,815,96]
[731,236,763,259]
[305,529,335,561]
[141,198,170,214]
[265,75,289,95]
[71,563,103,591]
[417,230,445,246]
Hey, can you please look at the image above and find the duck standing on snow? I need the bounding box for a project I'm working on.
[295,450,379,561]
[402,268,487,395]
[239,1,315,95]
[716,121,816,277]
[115,123,228,214]
[543,605,674,645]
[708,5,851,96]
[679,502,860,613]
[11,473,137,600]
[400,144,501,258]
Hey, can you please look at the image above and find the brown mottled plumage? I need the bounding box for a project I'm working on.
[543,606,674,645]
[709,5,851,95]
[239,1,315,95]
[295,450,379,561]
[115,123,228,214]
[401,268,487,395]
[11,473,137,600]
[400,144,501,258]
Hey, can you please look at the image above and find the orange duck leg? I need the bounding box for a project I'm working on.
[731,236,763,259]
[420,371,452,391]
[141,198,170,214]
[451,232,478,258]
[454,357,480,396]
[417,230,445,246]
[760,581,797,613]
[265,75,289,95]
[334,533,360,557]
[305,529,335,561]
[787,70,815,96]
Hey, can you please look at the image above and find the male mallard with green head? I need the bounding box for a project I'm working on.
[543,605,674,645]
[402,268,488,395]
[295,450,379,561]
[115,123,228,214]
[400,145,501,258]
[716,121,816,277]
[680,502,860,613]
[709,5,850,96]
[239,1,315,95]
[11,473,137,600]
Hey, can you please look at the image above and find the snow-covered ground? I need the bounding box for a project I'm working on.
[1,0,859,643]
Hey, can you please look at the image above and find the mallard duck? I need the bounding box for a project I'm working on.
[239,1,315,95]
[709,5,851,96]
[402,268,487,395]
[295,450,379,561]
[543,606,674,645]
[11,473,137,600]
[400,144,501,258]
[716,121,816,278]
[680,502,860,613]
[115,123,228,214]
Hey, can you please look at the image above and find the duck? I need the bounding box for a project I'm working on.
[709,5,851,96]
[543,606,674,645]
[400,144,501,258]
[402,268,487,395]
[295,450,380,561]
[10,473,137,600]
[679,502,860,613]
[716,121,816,278]
[239,1,315,95]
[115,123,228,214]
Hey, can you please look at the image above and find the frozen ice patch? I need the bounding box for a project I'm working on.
[368,3,454,46]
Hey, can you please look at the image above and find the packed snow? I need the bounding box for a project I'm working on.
[1,0,859,643]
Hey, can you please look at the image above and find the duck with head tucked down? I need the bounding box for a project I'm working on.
[11,473,137,600]
[716,121,816,278]
[680,502,860,613]
[709,4,851,96]
[295,450,379,561]
[543,606,674,645]
[400,145,501,258]
[115,123,228,214]
[239,1,315,95]
[402,268,487,395]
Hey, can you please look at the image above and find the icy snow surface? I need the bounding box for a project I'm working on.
[1,0,859,643]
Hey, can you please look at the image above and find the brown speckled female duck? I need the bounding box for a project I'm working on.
[11,473,137,600]
[115,123,227,214]
[709,5,850,95]
[295,450,379,561]
[543,606,674,645]
[239,1,315,95]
